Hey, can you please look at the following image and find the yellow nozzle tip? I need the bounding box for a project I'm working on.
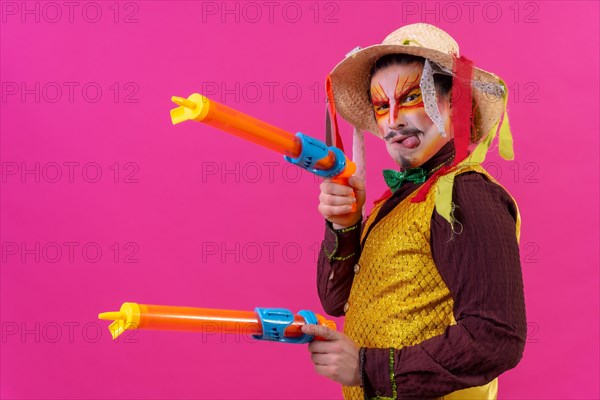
[171,96,197,110]
[98,311,125,321]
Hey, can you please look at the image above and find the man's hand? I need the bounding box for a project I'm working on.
[302,324,361,386]
[318,175,366,229]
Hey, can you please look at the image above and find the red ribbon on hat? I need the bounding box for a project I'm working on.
[325,75,345,153]
[410,54,474,203]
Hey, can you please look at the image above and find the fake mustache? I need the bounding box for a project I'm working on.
[383,127,423,141]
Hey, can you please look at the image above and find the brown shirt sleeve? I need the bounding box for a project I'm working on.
[362,172,527,399]
[316,220,362,317]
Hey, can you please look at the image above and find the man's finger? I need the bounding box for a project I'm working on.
[310,352,332,366]
[301,323,340,341]
[307,339,331,354]
[348,175,366,191]
[321,193,356,206]
[321,182,354,196]
[318,204,354,217]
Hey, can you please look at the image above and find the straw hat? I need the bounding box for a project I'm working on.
[324,23,515,228]
[328,23,506,140]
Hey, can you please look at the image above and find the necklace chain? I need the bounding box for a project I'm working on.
[428,153,455,176]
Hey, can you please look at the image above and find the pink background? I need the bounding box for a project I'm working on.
[1,1,598,399]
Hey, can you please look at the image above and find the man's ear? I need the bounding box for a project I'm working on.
[437,94,452,115]
[438,96,453,138]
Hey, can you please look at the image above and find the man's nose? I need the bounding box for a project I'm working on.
[388,106,406,129]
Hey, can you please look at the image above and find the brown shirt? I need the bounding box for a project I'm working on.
[317,141,527,399]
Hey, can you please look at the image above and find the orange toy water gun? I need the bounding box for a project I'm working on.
[170,94,356,185]
[98,303,336,343]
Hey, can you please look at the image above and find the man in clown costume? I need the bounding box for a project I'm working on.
[300,23,527,399]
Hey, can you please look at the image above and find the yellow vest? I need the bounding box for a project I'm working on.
[343,165,520,400]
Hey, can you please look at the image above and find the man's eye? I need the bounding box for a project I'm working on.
[373,104,389,115]
[402,91,422,105]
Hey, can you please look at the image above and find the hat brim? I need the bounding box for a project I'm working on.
[329,44,506,139]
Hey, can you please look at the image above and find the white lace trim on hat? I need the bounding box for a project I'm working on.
[421,59,447,137]
[426,60,505,96]
[420,59,505,137]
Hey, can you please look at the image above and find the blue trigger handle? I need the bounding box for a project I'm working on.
[284,132,346,178]
[253,307,318,344]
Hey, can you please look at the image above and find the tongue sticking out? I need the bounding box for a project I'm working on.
[401,135,421,149]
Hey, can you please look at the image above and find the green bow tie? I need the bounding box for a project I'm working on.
[383,167,428,193]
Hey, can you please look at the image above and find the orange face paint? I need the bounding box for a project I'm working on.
[370,63,453,170]
[371,72,423,120]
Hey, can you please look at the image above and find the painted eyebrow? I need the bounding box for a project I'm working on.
[395,74,421,100]
[370,73,421,106]
[370,82,389,104]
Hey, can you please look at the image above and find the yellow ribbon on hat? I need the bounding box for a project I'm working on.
[435,79,514,228]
